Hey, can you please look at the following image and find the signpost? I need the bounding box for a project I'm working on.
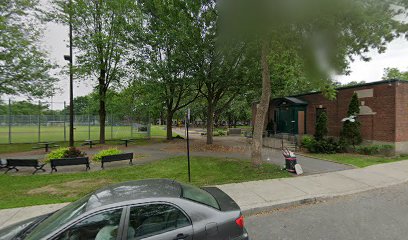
[186,108,191,182]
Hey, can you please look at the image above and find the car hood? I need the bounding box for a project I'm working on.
[0,216,43,240]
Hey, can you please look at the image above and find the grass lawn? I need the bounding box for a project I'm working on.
[0,156,290,209]
[0,125,170,144]
[0,125,173,154]
[305,153,408,168]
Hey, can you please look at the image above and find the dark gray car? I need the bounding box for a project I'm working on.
[0,179,249,240]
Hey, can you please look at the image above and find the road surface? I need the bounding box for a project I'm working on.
[246,183,408,240]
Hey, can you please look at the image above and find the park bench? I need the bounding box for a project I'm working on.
[227,128,242,136]
[101,153,133,169]
[4,159,46,175]
[50,157,90,173]
[0,159,6,169]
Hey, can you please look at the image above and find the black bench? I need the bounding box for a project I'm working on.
[50,157,90,173]
[0,159,6,170]
[101,153,133,169]
[5,159,46,175]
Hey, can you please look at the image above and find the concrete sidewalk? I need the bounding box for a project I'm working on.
[1,160,408,230]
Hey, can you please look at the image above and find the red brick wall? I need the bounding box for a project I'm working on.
[251,81,403,143]
[395,82,408,142]
[297,83,397,142]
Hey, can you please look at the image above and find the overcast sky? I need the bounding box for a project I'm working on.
[6,19,408,107]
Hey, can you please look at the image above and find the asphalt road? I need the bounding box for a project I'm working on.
[246,183,408,240]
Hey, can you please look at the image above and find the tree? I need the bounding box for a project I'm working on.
[340,93,362,147]
[382,67,408,80]
[1,0,57,97]
[128,0,204,140]
[314,112,328,141]
[219,0,407,166]
[52,0,136,143]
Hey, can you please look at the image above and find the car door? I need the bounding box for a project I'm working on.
[52,207,126,240]
[124,203,193,240]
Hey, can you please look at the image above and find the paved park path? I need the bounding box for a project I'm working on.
[0,160,407,230]
[0,127,353,175]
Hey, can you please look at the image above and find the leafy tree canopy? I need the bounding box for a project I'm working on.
[0,0,58,97]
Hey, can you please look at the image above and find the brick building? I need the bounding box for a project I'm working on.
[253,79,408,154]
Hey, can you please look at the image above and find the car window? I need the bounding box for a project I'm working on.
[180,183,220,210]
[127,204,190,240]
[55,208,123,240]
[26,194,91,240]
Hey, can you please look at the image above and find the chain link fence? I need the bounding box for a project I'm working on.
[0,99,151,144]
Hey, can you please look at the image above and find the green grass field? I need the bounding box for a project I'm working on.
[0,156,291,209]
[0,125,169,144]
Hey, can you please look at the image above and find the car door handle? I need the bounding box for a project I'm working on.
[173,233,189,240]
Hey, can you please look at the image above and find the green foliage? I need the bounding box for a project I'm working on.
[314,112,328,141]
[355,145,394,156]
[340,93,362,147]
[213,130,226,136]
[46,148,69,163]
[382,67,408,81]
[93,148,123,162]
[1,0,58,97]
[45,147,86,163]
[302,135,343,154]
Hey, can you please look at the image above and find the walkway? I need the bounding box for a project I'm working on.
[1,160,407,229]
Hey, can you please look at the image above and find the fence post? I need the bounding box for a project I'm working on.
[38,100,41,142]
[88,101,91,140]
[110,112,113,140]
[63,101,67,142]
[8,99,11,144]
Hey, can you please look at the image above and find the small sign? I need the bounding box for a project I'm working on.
[187,108,190,120]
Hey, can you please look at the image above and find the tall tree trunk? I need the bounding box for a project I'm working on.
[206,101,214,144]
[98,72,106,144]
[166,109,173,140]
[251,41,271,167]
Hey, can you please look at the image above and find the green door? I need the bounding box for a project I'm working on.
[277,106,306,134]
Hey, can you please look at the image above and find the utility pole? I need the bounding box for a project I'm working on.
[64,0,74,147]
[186,108,191,182]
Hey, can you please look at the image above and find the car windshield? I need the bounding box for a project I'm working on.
[25,194,90,239]
[181,183,220,210]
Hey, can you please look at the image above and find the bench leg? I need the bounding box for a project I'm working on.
[86,164,90,171]
[33,166,46,175]
[5,167,18,174]
[101,162,104,169]
[129,159,133,165]
[51,167,57,173]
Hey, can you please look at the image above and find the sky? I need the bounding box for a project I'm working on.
[5,15,408,107]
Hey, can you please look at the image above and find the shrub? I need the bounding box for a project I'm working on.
[340,93,362,147]
[314,111,328,141]
[93,148,123,162]
[45,147,86,163]
[301,135,316,149]
[355,145,394,156]
[45,147,69,163]
[302,136,343,154]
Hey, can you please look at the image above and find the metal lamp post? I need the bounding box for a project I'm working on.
[64,0,74,147]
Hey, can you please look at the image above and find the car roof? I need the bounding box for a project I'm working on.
[85,179,182,211]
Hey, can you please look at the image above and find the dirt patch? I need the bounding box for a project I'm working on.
[163,140,249,153]
[27,179,111,198]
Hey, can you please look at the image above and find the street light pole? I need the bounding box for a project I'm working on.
[64,0,74,147]
[186,108,191,182]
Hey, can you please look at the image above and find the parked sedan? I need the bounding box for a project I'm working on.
[0,179,249,240]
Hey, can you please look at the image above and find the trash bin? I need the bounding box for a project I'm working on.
[282,148,297,173]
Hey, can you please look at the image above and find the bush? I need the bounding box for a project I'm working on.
[315,112,328,141]
[340,93,362,147]
[214,130,225,136]
[93,148,123,162]
[302,136,343,154]
[355,145,394,156]
[45,147,86,163]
